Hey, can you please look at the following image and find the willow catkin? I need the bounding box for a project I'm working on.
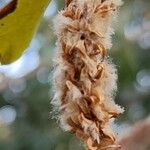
[52,0,124,149]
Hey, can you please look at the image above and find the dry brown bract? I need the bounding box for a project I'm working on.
[52,0,124,149]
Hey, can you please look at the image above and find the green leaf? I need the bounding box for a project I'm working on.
[0,0,51,64]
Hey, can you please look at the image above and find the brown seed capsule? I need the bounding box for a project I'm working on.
[52,0,124,149]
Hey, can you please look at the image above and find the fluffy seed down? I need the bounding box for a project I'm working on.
[52,0,124,149]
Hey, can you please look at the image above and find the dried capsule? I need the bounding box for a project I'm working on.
[52,0,124,149]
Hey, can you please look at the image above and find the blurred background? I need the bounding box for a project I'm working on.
[0,0,150,150]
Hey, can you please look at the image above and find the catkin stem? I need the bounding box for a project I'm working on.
[52,0,124,149]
